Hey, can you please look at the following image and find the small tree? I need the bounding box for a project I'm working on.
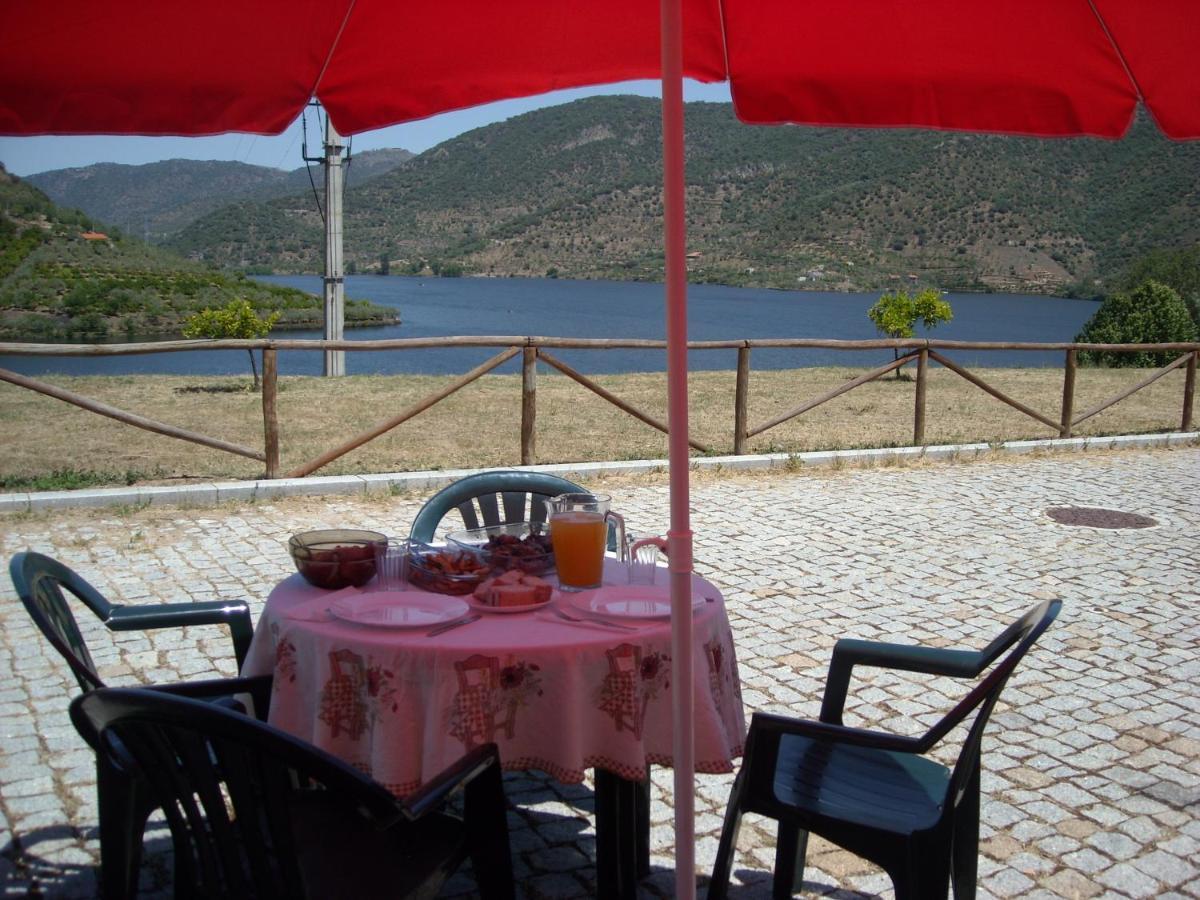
[1076,280,1198,368]
[1117,247,1200,329]
[868,288,953,377]
[182,299,280,388]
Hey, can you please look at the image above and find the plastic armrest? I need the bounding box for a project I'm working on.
[820,639,985,724]
[147,674,273,721]
[106,600,254,667]
[403,743,499,820]
[750,711,922,754]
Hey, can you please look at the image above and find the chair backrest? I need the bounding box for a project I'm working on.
[71,687,406,899]
[920,599,1061,806]
[409,470,587,542]
[9,551,115,693]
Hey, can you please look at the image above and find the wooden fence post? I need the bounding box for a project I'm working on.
[521,346,537,465]
[1060,348,1077,438]
[262,347,280,478]
[1183,349,1197,432]
[733,345,750,455]
[913,347,928,445]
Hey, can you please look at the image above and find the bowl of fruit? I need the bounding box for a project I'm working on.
[288,529,387,590]
[445,522,555,575]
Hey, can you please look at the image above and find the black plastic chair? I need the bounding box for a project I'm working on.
[709,599,1061,900]
[71,686,515,900]
[409,469,588,542]
[9,550,259,899]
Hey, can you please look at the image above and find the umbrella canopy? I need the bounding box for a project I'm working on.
[3,1,1199,139]
[3,4,1199,898]
[0,0,725,136]
[724,0,1200,139]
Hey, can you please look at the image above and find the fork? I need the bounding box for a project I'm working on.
[551,607,640,632]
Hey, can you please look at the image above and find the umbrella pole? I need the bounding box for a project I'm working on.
[660,0,696,897]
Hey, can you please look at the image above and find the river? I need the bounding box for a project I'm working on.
[0,275,1098,377]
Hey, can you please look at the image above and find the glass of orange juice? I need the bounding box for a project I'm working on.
[546,493,625,591]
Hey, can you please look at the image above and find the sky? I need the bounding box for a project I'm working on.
[0,80,732,177]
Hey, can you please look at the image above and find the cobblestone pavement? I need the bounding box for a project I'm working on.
[0,447,1197,899]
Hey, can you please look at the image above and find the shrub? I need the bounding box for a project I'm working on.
[1076,280,1199,368]
[1117,246,1200,329]
[182,298,280,387]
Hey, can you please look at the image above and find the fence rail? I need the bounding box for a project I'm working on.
[1,337,1196,479]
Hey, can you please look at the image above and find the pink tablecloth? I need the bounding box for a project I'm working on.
[242,561,746,796]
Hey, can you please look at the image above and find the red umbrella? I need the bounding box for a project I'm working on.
[5,1,1198,139]
[3,4,1199,897]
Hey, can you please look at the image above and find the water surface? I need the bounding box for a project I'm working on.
[0,275,1097,377]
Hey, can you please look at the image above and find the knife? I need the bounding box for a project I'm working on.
[426,613,481,637]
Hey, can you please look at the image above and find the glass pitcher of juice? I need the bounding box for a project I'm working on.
[545,493,625,591]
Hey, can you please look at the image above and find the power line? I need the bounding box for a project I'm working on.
[300,103,326,226]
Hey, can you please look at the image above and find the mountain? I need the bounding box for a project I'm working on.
[0,164,397,341]
[165,96,1200,295]
[24,149,412,242]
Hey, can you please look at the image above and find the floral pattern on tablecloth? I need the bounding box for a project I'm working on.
[317,648,399,741]
[269,622,297,686]
[595,643,671,739]
[448,654,543,751]
[705,633,743,711]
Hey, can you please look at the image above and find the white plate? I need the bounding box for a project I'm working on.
[330,592,469,628]
[467,592,556,615]
[568,585,703,620]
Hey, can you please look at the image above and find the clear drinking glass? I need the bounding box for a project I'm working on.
[627,536,667,585]
[545,493,625,591]
[373,537,410,591]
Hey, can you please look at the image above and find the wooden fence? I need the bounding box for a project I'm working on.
[0,336,1196,479]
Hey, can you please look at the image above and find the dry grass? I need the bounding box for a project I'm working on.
[0,365,1192,487]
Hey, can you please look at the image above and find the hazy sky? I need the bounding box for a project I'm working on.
[0,80,732,177]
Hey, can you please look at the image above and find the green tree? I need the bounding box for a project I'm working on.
[182,299,280,388]
[867,288,953,377]
[1117,246,1200,329]
[1076,280,1198,368]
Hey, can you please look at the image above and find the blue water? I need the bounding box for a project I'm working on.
[0,275,1098,376]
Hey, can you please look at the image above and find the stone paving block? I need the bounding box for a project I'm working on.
[1096,861,1163,897]
[1130,849,1199,887]
[0,447,1197,898]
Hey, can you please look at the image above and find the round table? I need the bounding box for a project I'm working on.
[243,560,746,796]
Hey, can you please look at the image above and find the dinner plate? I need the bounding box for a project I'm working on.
[568,585,703,620]
[467,592,556,615]
[330,592,469,628]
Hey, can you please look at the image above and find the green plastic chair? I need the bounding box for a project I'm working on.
[709,599,1061,900]
[9,550,259,899]
[10,551,253,692]
[408,470,589,542]
[72,686,514,900]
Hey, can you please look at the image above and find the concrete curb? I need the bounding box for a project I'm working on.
[3,431,1196,514]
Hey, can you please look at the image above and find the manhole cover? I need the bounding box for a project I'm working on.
[1045,506,1158,529]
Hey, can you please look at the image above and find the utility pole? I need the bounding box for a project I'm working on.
[322,115,346,376]
[305,102,347,377]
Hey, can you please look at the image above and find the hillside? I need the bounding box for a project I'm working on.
[0,165,397,341]
[164,96,1200,294]
[25,149,412,241]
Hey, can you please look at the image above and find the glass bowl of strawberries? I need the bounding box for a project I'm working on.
[288,529,387,589]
